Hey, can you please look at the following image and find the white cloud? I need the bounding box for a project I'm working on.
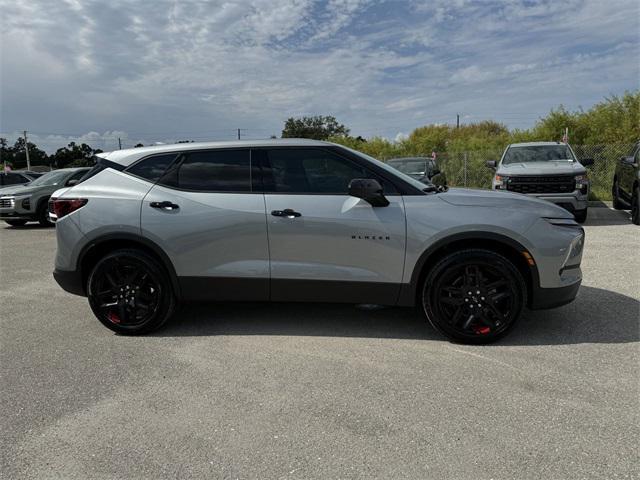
[0,0,638,152]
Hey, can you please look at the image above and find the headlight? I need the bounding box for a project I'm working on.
[494,175,509,189]
[574,174,589,194]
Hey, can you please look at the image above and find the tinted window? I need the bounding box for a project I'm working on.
[67,169,89,184]
[163,149,251,192]
[2,173,27,185]
[127,154,177,182]
[262,148,397,194]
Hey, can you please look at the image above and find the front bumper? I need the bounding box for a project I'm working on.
[53,268,85,296]
[529,279,581,310]
[525,192,589,212]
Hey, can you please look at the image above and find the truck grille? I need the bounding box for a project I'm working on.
[0,198,15,208]
[507,176,575,194]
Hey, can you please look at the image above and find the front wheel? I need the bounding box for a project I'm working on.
[5,220,27,227]
[612,179,625,210]
[632,185,639,225]
[87,249,176,334]
[37,201,54,227]
[574,209,588,224]
[422,249,526,344]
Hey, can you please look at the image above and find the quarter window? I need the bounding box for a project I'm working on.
[262,148,397,194]
[126,154,178,182]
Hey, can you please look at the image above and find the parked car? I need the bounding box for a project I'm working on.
[386,157,447,188]
[0,170,42,189]
[486,142,593,223]
[0,167,90,226]
[612,141,639,225]
[52,140,584,344]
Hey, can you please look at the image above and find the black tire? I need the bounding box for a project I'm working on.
[632,185,640,226]
[574,209,588,224]
[37,200,53,227]
[87,248,176,335]
[612,179,625,210]
[5,220,27,227]
[421,249,526,344]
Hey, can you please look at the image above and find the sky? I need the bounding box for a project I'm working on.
[1,0,638,153]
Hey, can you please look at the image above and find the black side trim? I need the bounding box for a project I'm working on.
[529,280,581,310]
[399,232,541,307]
[77,233,181,299]
[53,268,85,296]
[271,279,400,305]
[179,277,269,302]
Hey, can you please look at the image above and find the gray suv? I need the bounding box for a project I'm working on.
[52,140,585,344]
[487,142,593,223]
[0,167,89,226]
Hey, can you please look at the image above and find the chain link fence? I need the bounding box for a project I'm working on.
[408,144,634,201]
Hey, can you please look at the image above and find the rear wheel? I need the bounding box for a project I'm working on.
[612,179,625,210]
[5,220,27,227]
[574,209,588,224]
[632,185,639,225]
[87,249,176,334]
[421,249,526,344]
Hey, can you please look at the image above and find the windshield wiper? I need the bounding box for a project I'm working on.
[423,184,448,194]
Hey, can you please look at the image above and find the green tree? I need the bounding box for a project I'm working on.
[281,115,350,140]
[10,137,49,169]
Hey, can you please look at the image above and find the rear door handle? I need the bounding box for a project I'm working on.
[150,201,180,210]
[271,209,302,218]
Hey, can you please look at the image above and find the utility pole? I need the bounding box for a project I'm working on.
[456,114,460,129]
[118,137,122,150]
[23,130,31,170]
[237,128,241,140]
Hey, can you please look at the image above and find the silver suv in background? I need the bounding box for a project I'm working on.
[0,167,89,226]
[52,140,585,344]
[487,142,593,223]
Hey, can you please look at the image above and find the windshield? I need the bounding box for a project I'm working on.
[28,170,71,186]
[340,146,433,190]
[503,145,576,164]
[387,159,428,178]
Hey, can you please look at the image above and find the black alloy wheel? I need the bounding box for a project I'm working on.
[37,201,54,227]
[422,249,526,344]
[612,179,625,210]
[632,185,640,225]
[87,249,175,334]
[5,220,27,227]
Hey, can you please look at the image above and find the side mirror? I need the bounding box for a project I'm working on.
[348,178,389,207]
[485,160,497,169]
[580,158,594,166]
[66,179,79,186]
[621,156,635,166]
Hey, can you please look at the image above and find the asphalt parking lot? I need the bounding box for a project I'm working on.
[1,206,638,479]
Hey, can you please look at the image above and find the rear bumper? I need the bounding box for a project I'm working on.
[529,279,581,310]
[53,268,85,296]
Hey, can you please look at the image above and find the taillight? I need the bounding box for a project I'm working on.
[52,198,88,219]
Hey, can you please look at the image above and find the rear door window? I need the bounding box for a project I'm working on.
[160,149,251,192]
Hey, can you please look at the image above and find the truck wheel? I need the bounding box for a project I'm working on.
[632,186,639,225]
[612,179,625,210]
[87,249,176,335]
[421,249,526,344]
[5,220,27,227]
[37,201,53,227]
[574,209,588,223]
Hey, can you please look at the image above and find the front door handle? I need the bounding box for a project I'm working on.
[150,201,180,210]
[271,209,302,218]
